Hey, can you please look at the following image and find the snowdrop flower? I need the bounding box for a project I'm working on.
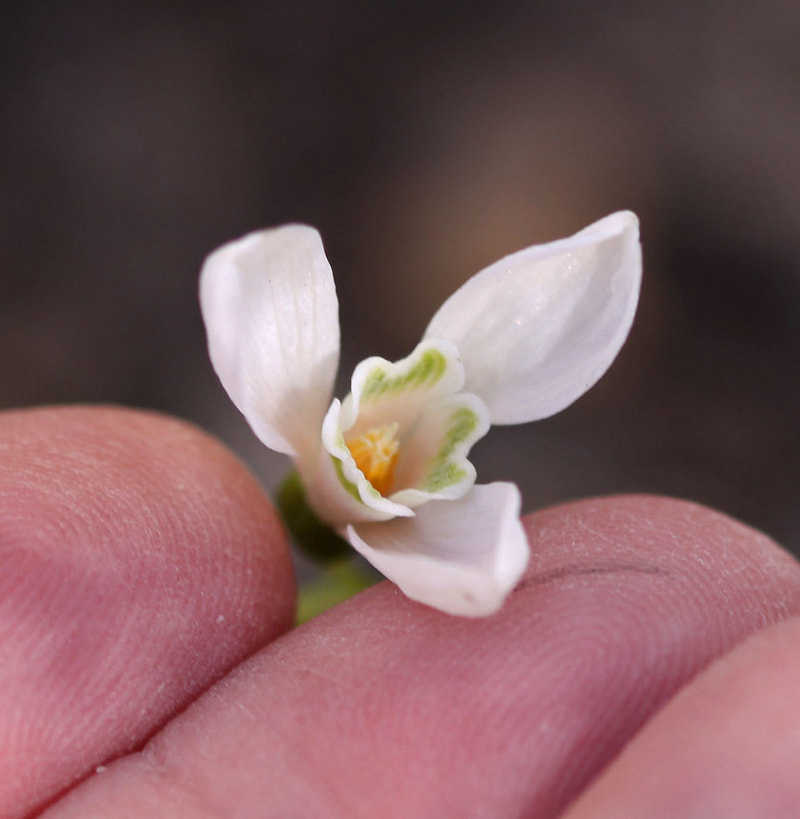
[199,212,641,617]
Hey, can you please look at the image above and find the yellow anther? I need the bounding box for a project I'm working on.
[346,423,400,496]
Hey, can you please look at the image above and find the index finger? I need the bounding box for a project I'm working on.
[42,495,800,817]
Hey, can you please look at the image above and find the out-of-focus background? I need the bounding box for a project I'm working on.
[2,1,798,554]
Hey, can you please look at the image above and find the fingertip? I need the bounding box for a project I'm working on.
[0,406,294,816]
[522,493,797,580]
[36,494,800,818]
[563,616,800,818]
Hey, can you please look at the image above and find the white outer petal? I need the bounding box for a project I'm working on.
[424,211,642,424]
[199,225,340,457]
[347,482,529,617]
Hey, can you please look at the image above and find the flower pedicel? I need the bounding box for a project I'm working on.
[199,212,642,617]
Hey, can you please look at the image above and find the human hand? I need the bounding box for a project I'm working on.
[3,407,799,818]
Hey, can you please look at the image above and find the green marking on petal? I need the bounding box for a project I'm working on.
[332,434,384,500]
[331,454,364,502]
[443,406,481,450]
[361,347,448,403]
[419,406,480,492]
[420,461,468,492]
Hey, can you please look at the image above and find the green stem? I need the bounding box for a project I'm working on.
[275,470,352,562]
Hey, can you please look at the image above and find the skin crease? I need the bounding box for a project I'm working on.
[1,409,799,818]
[562,617,800,819]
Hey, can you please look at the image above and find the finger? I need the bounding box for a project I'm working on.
[0,406,294,818]
[41,496,800,818]
[562,615,800,818]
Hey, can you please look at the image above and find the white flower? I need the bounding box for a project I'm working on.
[199,212,642,617]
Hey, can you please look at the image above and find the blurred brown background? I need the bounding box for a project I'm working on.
[2,1,798,553]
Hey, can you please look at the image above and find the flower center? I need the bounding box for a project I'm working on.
[345,422,400,496]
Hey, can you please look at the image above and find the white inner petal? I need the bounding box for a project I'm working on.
[321,339,490,520]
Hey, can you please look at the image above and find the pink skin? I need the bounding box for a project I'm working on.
[563,617,800,818]
[2,408,799,817]
[0,407,295,818]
